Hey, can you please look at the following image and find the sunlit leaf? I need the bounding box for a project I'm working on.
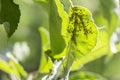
[39,27,53,73]
[0,0,20,38]
[39,27,50,50]
[7,53,27,78]
[0,60,13,74]
[10,60,27,77]
[62,5,98,79]
[66,6,98,58]
[71,29,110,70]
[0,59,21,80]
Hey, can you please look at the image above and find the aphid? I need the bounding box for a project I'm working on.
[68,6,92,43]
[66,6,98,57]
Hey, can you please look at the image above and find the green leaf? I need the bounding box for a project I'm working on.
[62,6,98,79]
[7,53,28,78]
[11,60,27,78]
[55,0,68,37]
[70,71,107,80]
[48,0,66,57]
[71,29,110,70]
[39,27,50,50]
[0,53,28,79]
[0,60,13,74]
[39,27,53,73]
[0,59,20,80]
[66,6,98,58]
[9,60,27,78]
[0,0,20,38]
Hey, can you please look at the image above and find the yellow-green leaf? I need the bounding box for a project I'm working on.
[62,6,98,78]
[71,29,110,70]
[0,60,12,74]
[39,27,53,73]
[66,6,98,58]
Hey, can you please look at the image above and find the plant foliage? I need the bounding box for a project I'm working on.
[0,0,120,80]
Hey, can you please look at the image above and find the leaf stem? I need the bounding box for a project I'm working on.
[62,42,75,80]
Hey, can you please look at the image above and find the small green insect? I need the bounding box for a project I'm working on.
[67,6,98,57]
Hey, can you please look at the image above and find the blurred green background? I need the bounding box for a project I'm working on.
[0,0,120,80]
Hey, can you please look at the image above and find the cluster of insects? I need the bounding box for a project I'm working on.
[67,6,94,45]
